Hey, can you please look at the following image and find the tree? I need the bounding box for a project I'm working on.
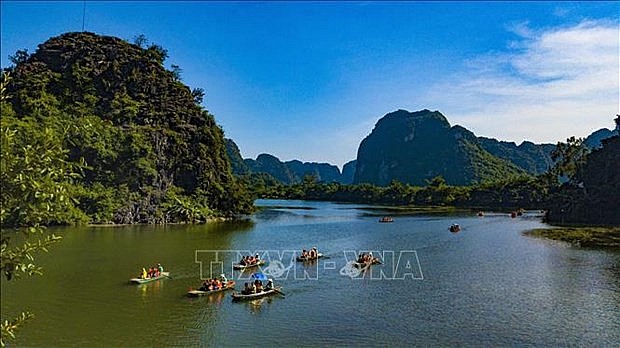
[550,136,589,184]
[145,44,168,65]
[0,71,82,347]
[8,49,29,66]
[132,34,148,48]
[191,87,205,104]
[170,64,182,81]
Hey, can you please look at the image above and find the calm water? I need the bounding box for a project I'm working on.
[2,199,619,346]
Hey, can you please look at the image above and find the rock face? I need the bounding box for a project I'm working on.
[341,160,357,185]
[354,109,525,186]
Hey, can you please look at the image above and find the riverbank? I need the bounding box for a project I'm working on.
[524,226,620,248]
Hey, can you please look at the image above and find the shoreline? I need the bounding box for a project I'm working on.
[524,226,620,248]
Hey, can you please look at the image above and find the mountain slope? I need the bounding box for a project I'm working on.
[354,109,525,186]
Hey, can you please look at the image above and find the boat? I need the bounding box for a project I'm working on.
[233,259,266,270]
[296,253,323,262]
[449,224,461,233]
[477,211,484,217]
[379,216,394,223]
[130,272,170,284]
[353,258,381,268]
[231,287,282,302]
[187,280,236,297]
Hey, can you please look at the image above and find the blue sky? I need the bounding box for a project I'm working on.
[2,1,618,168]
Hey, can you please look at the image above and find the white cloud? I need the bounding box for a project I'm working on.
[426,19,619,144]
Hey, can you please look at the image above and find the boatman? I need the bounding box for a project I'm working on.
[157,263,164,273]
[220,273,228,283]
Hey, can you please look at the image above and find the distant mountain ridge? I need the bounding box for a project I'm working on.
[225,112,618,187]
[225,139,349,184]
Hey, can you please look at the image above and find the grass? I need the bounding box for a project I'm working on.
[524,226,620,248]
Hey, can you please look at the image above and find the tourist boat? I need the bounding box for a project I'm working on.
[353,258,382,268]
[231,287,282,302]
[130,272,170,284]
[296,253,323,262]
[449,224,461,233]
[187,280,236,297]
[477,211,484,217]
[379,216,394,223]
[233,260,266,270]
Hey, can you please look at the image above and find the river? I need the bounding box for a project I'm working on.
[2,199,619,346]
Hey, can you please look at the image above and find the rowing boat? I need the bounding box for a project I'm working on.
[130,272,170,284]
[353,259,381,268]
[231,287,282,302]
[296,253,323,262]
[233,260,266,270]
[187,280,236,297]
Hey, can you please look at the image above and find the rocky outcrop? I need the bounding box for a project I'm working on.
[354,109,525,186]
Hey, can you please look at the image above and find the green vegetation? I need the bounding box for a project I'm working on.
[524,227,620,248]
[250,174,547,210]
[2,32,253,226]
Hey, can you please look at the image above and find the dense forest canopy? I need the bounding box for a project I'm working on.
[2,32,253,226]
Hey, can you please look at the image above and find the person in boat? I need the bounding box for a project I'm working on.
[255,280,263,293]
[141,267,147,279]
[157,263,164,274]
[219,273,228,284]
[240,256,247,266]
[302,249,308,258]
[310,247,317,258]
[255,253,260,261]
[265,279,274,290]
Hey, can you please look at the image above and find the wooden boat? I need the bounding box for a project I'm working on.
[296,253,323,262]
[130,272,170,284]
[379,217,394,223]
[233,260,266,270]
[231,287,282,302]
[353,258,381,268]
[187,280,236,297]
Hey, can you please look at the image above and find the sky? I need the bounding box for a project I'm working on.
[1,1,619,169]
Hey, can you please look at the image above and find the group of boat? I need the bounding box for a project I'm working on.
[131,247,333,302]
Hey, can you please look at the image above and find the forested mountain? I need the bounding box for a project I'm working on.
[354,109,526,186]
[2,32,253,225]
[240,152,344,184]
[477,138,555,174]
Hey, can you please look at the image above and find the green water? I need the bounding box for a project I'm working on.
[2,200,619,346]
